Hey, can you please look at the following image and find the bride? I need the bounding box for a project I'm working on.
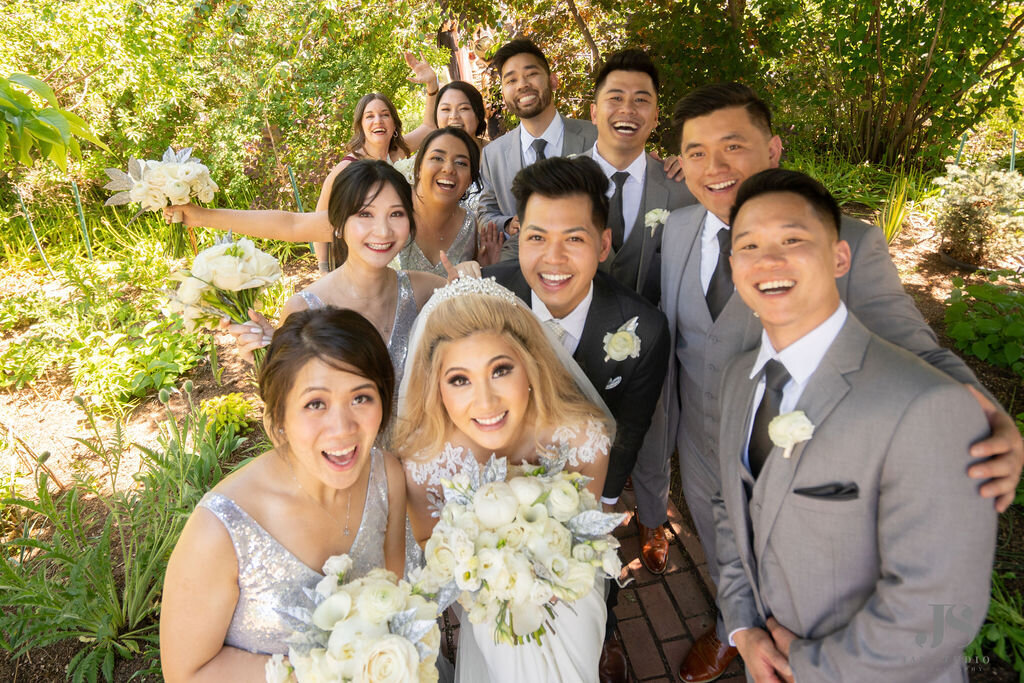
[395,277,614,682]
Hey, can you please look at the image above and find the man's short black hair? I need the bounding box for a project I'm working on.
[491,39,551,78]
[730,168,841,238]
[594,48,659,96]
[511,156,609,232]
[671,83,773,139]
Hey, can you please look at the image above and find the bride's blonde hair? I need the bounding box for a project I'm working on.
[394,292,611,459]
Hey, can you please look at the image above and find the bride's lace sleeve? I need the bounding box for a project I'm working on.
[549,418,611,468]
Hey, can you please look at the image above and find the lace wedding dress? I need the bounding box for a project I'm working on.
[404,420,611,683]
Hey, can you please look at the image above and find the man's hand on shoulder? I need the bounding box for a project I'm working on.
[965,385,1024,512]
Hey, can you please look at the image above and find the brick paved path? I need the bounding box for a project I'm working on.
[610,488,745,682]
[438,488,746,682]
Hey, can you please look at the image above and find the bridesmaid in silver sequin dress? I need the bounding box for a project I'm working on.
[160,308,408,680]
[170,162,448,409]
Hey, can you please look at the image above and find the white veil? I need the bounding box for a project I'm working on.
[396,276,614,437]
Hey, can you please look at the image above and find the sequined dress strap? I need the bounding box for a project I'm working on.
[396,206,476,277]
[346,448,389,577]
[388,270,417,393]
[298,290,326,309]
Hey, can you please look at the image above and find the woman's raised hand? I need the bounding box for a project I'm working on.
[219,309,274,363]
[163,203,196,226]
[404,51,439,92]
[477,220,506,267]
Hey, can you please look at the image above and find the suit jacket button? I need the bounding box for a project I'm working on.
[709,364,718,372]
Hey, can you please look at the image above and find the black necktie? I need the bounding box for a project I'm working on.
[749,359,791,478]
[705,227,733,320]
[608,171,629,251]
[531,138,547,163]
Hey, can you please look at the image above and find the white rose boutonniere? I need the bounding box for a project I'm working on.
[645,208,670,237]
[768,410,815,459]
[603,316,641,362]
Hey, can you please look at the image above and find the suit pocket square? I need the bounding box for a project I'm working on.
[793,483,859,501]
[605,376,622,390]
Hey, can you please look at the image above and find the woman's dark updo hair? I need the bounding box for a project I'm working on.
[433,81,487,137]
[412,127,481,190]
[326,160,416,269]
[260,306,395,443]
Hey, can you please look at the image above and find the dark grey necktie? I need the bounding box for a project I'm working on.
[748,359,791,478]
[531,138,547,163]
[705,227,733,320]
[608,171,629,251]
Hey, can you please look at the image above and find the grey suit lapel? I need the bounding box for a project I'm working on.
[563,118,587,155]
[753,317,870,561]
[634,156,670,287]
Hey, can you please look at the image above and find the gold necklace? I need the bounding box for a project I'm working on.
[283,453,354,536]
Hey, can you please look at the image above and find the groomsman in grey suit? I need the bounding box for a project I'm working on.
[582,49,695,305]
[714,168,994,682]
[640,83,1023,683]
[478,39,597,259]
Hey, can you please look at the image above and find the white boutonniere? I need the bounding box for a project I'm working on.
[392,155,416,185]
[645,208,670,237]
[768,411,815,459]
[603,316,641,362]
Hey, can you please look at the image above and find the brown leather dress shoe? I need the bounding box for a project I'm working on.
[637,517,669,574]
[599,631,630,683]
[678,628,738,683]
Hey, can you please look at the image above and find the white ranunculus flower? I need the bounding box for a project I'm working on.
[323,554,354,579]
[561,560,596,600]
[572,542,597,563]
[355,579,406,624]
[448,527,476,564]
[165,178,190,203]
[424,534,458,578]
[474,530,500,549]
[205,253,250,291]
[507,477,544,506]
[472,481,520,529]
[529,578,554,604]
[475,547,505,584]
[545,480,581,522]
[496,520,528,550]
[541,518,573,557]
[768,410,815,458]
[178,162,202,183]
[510,601,546,637]
[176,276,208,306]
[264,653,291,683]
[196,185,215,203]
[405,593,438,621]
[146,166,169,188]
[356,634,419,683]
[143,187,169,212]
[129,179,151,202]
[312,590,353,630]
[452,511,482,540]
[160,162,183,181]
[244,245,283,286]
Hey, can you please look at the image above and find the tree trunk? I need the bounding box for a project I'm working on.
[564,0,601,69]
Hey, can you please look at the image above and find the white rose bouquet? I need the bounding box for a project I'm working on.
[165,236,282,366]
[103,146,219,257]
[266,554,441,683]
[413,447,627,646]
[392,155,417,187]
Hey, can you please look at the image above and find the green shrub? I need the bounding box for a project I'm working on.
[945,271,1024,379]
[0,385,245,682]
[200,391,259,437]
[930,164,1024,266]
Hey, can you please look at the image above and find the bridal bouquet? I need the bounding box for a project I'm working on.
[103,146,219,256]
[413,447,627,646]
[165,236,282,365]
[266,555,441,683]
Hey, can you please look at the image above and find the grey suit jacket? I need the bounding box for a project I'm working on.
[641,205,988,510]
[713,314,995,681]
[582,149,695,304]
[478,116,597,231]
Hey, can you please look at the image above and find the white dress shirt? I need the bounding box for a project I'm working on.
[520,113,565,166]
[530,283,594,355]
[699,210,731,294]
[742,303,849,470]
[592,145,647,241]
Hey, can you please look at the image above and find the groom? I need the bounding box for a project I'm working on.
[483,155,671,683]
[713,168,995,681]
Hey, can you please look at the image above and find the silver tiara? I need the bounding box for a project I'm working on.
[420,276,519,318]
